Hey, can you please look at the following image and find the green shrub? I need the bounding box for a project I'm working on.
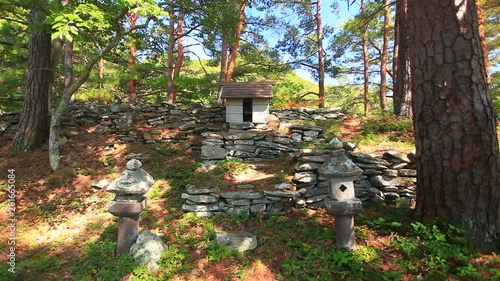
[361,114,413,138]
[392,220,483,280]
[72,240,137,281]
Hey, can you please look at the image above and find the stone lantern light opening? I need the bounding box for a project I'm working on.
[319,149,364,249]
[107,159,155,255]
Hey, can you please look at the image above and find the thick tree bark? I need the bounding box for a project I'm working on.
[361,0,369,115]
[12,1,51,151]
[475,0,490,83]
[393,0,412,117]
[128,11,137,105]
[226,1,246,82]
[316,0,325,108]
[408,0,500,252]
[217,31,229,106]
[379,0,389,112]
[166,9,176,104]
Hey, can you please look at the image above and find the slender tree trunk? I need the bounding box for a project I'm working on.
[408,0,500,252]
[361,0,369,115]
[379,0,389,112]
[393,0,412,117]
[65,40,74,90]
[217,31,229,106]
[316,0,325,108]
[128,11,137,105]
[98,58,104,89]
[226,1,246,82]
[172,12,185,103]
[49,23,127,170]
[166,9,175,103]
[12,1,51,151]
[62,0,74,103]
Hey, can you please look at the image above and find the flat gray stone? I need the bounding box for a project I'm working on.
[293,171,318,183]
[264,190,301,198]
[275,183,293,190]
[398,169,417,177]
[182,202,224,212]
[215,231,257,252]
[201,146,228,160]
[294,162,322,171]
[220,191,262,200]
[182,194,219,204]
[186,184,219,195]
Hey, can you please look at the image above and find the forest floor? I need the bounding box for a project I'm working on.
[0,115,498,280]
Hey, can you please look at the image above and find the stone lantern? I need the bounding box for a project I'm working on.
[107,159,154,255]
[319,149,363,249]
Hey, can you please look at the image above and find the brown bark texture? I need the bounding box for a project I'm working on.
[361,0,369,115]
[166,9,176,104]
[379,0,389,111]
[225,1,246,82]
[393,0,412,117]
[98,58,104,89]
[12,3,51,151]
[172,12,185,103]
[217,31,229,106]
[475,0,491,83]
[128,11,137,105]
[316,0,325,108]
[408,0,500,252]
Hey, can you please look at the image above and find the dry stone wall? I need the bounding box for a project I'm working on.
[185,134,417,216]
[0,103,345,144]
[0,102,417,216]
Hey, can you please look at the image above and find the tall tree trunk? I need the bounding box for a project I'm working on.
[98,58,104,89]
[172,12,185,103]
[316,0,325,108]
[166,9,175,103]
[62,0,75,102]
[408,0,500,252]
[226,1,246,82]
[361,0,369,115]
[128,11,137,105]
[475,0,490,84]
[217,31,229,106]
[379,0,389,112]
[393,0,412,117]
[12,1,51,151]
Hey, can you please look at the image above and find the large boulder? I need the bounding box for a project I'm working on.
[130,230,168,273]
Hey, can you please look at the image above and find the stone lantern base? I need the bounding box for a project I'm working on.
[325,197,363,249]
[108,197,148,255]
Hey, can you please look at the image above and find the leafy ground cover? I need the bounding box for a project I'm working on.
[0,115,498,280]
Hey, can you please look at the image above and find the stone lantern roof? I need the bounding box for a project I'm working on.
[318,150,363,179]
[107,159,155,195]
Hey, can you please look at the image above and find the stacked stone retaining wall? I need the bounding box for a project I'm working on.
[0,102,416,216]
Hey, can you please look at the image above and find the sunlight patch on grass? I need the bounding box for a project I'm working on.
[18,213,114,253]
[355,138,415,154]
